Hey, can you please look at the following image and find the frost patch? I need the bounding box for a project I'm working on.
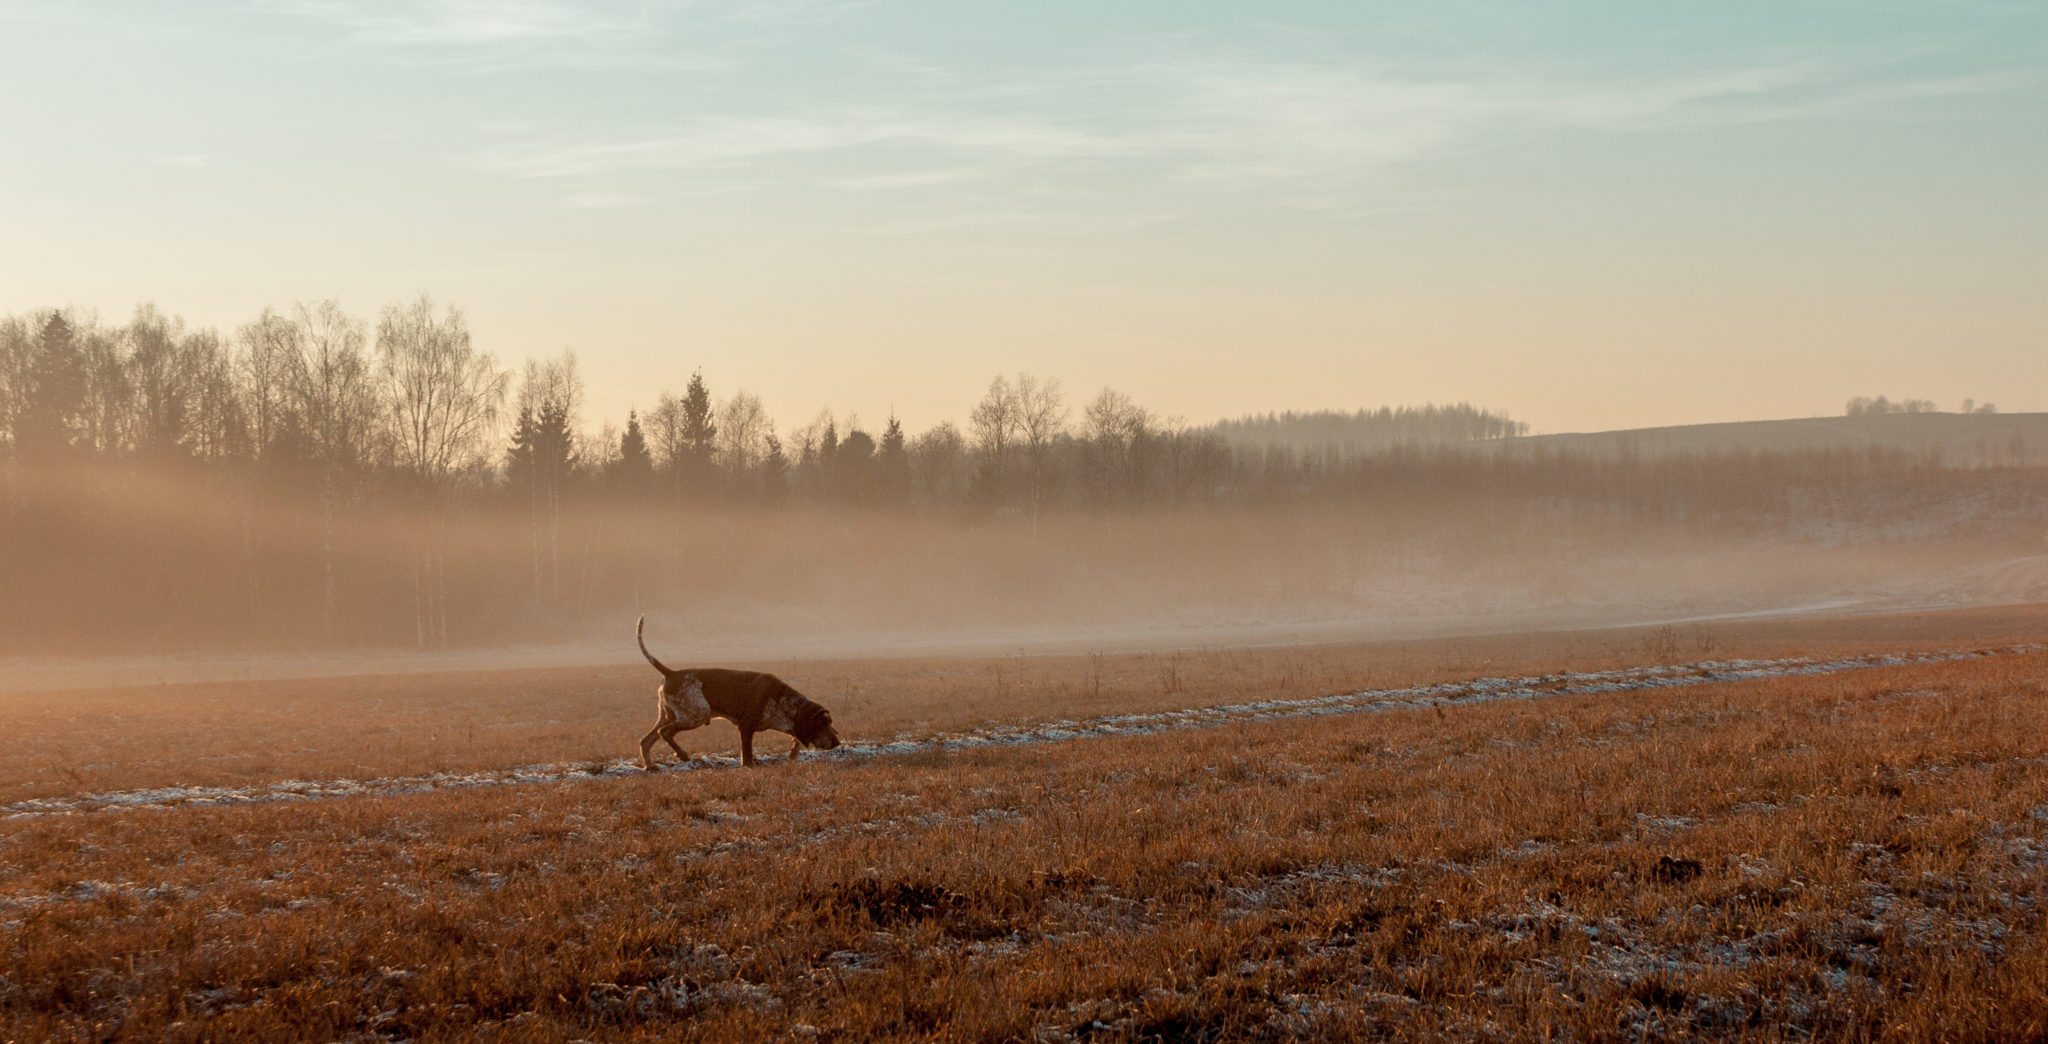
[0,879,191,911]
[1636,814,1701,832]
[7,643,2037,819]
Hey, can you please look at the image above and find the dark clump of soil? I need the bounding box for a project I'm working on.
[1653,855,1705,883]
[832,878,967,926]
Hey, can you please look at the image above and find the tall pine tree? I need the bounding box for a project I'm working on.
[614,409,654,495]
[879,414,911,503]
[19,313,84,459]
[679,370,716,489]
[759,433,789,502]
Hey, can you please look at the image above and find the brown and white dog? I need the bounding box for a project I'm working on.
[636,615,841,770]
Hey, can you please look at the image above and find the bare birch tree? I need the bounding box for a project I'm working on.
[126,304,206,458]
[1012,373,1067,527]
[76,322,132,456]
[645,391,687,500]
[716,391,770,482]
[0,318,26,598]
[379,296,506,488]
[1082,386,1153,506]
[232,309,303,622]
[0,317,24,456]
[909,420,970,505]
[185,330,244,462]
[377,294,509,647]
[287,300,379,642]
[969,375,1018,502]
[237,308,300,462]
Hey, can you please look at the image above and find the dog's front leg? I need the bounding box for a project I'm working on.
[740,728,757,767]
[789,738,802,761]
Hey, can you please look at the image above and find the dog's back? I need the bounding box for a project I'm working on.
[689,667,795,731]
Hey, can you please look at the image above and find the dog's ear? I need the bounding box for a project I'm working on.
[793,701,831,742]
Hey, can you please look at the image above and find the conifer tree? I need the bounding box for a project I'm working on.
[760,433,789,502]
[879,414,911,503]
[19,312,84,458]
[615,409,654,494]
[679,370,717,487]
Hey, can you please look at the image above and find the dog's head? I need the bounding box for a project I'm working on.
[793,700,840,751]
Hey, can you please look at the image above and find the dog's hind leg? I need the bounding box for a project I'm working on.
[740,728,757,767]
[641,687,677,771]
[639,724,666,772]
[659,723,689,761]
[789,737,802,761]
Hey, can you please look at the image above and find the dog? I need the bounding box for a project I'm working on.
[636,615,841,770]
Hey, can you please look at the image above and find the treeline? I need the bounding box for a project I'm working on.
[0,305,1243,512]
[1213,406,1527,458]
[0,303,1540,522]
[1846,395,1998,416]
[2,300,2041,653]
[0,303,1541,535]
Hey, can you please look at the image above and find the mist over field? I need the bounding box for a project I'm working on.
[4,304,2044,671]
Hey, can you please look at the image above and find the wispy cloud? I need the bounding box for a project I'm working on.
[471,41,2038,218]
[827,168,987,191]
[1122,58,1846,193]
[263,0,621,45]
[717,0,877,28]
[489,112,1124,180]
[563,191,644,208]
[1701,68,2039,124]
[254,0,721,72]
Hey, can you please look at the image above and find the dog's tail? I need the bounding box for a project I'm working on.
[636,615,674,677]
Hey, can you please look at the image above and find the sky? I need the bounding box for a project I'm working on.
[2,0,2044,436]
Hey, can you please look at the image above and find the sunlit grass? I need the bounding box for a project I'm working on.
[3,609,2045,1039]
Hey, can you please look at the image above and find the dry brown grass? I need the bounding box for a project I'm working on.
[2,607,2046,1040]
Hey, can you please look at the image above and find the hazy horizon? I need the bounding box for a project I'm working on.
[4,1,2044,435]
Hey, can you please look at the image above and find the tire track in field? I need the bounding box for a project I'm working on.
[4,644,2037,820]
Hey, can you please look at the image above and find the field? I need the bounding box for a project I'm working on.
[4,606,2047,1040]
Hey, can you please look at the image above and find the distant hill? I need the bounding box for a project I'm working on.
[1494,413,2048,467]
[1212,409,2048,468]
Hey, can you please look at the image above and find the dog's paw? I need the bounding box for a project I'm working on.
[642,763,660,773]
